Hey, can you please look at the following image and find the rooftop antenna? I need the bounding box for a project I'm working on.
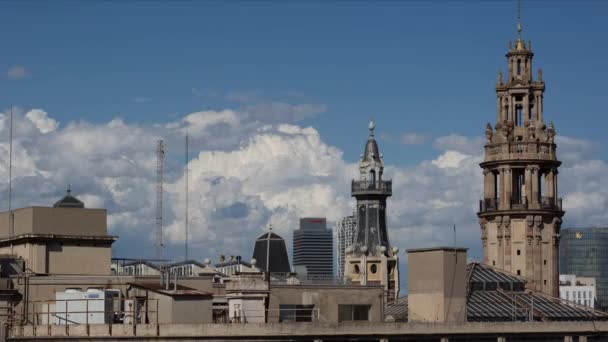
[184,132,189,261]
[8,105,14,238]
[155,140,165,259]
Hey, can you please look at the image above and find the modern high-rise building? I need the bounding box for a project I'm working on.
[335,214,357,280]
[293,218,333,279]
[560,228,608,311]
[344,121,399,304]
[477,18,564,297]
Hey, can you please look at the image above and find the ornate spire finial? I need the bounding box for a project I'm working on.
[268,223,273,232]
[515,0,525,50]
[517,0,522,37]
[67,184,72,194]
[368,117,375,137]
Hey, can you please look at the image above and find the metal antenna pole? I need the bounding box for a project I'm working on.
[155,140,165,259]
[8,105,14,238]
[185,133,189,261]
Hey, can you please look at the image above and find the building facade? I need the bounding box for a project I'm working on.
[335,214,357,280]
[345,121,399,303]
[477,21,564,297]
[559,274,596,309]
[293,218,333,279]
[560,227,608,311]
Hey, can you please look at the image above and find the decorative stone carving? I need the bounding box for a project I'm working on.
[547,121,556,143]
[526,215,534,227]
[497,70,503,85]
[537,68,543,82]
[485,123,493,142]
[534,215,543,227]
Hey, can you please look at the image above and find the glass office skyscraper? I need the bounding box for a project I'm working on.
[293,217,333,279]
[560,227,608,311]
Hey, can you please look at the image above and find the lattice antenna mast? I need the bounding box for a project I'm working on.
[185,133,189,261]
[155,140,165,259]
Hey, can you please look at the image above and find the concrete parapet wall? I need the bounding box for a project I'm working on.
[8,321,608,340]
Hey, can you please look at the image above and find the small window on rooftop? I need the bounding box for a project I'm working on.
[544,280,547,285]
[517,270,521,276]
[544,259,547,265]
[517,250,521,256]
[492,260,496,266]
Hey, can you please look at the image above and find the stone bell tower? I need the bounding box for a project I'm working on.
[477,17,564,297]
[345,120,400,303]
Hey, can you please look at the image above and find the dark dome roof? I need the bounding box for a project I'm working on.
[53,188,85,208]
[252,230,291,273]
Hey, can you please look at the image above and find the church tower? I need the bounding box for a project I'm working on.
[345,120,400,303]
[478,14,564,296]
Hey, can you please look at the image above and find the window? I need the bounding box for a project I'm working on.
[544,280,547,285]
[370,264,377,274]
[516,106,523,126]
[492,260,496,266]
[354,265,360,274]
[517,59,521,75]
[584,292,587,299]
[517,270,521,276]
[566,291,569,300]
[517,250,521,256]
[338,305,370,322]
[544,259,547,266]
[279,304,314,322]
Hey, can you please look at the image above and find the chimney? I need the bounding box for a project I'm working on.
[407,247,468,323]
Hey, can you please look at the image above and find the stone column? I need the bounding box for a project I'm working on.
[497,96,502,122]
[525,167,532,206]
[545,169,553,199]
[524,94,530,122]
[504,167,512,209]
[539,94,544,122]
[531,166,539,207]
[499,168,506,209]
[483,169,492,199]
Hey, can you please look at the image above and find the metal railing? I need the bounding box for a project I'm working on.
[351,180,392,194]
[479,198,499,212]
[541,196,562,210]
[479,196,562,212]
[229,308,320,323]
[510,196,528,210]
[27,298,159,326]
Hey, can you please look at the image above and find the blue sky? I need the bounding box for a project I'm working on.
[2,1,607,164]
[1,1,608,282]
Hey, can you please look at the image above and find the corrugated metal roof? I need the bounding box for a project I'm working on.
[395,263,608,322]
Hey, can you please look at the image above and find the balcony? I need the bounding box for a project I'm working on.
[541,196,563,211]
[479,196,563,213]
[483,142,557,163]
[351,180,392,196]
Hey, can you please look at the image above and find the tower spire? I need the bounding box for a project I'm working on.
[517,0,522,40]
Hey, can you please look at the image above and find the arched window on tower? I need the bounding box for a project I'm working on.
[370,170,376,188]
[517,59,522,76]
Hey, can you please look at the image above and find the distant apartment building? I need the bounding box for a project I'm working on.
[560,227,608,311]
[293,218,333,279]
[335,214,357,279]
[560,274,596,309]
[215,256,253,276]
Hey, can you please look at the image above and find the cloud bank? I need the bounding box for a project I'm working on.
[0,105,604,268]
